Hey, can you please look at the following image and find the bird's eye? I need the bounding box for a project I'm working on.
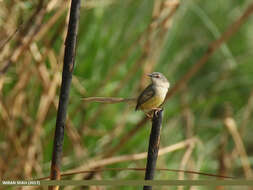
[156,75,160,78]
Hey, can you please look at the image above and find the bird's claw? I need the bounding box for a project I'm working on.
[145,108,162,119]
[145,112,153,119]
[152,108,162,117]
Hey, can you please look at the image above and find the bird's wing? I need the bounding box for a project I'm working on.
[135,84,155,110]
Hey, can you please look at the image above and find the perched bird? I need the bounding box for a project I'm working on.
[82,72,169,118]
[135,72,170,118]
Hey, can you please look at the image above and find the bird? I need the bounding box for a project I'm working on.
[135,72,170,118]
[82,72,170,118]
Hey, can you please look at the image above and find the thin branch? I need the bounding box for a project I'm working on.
[36,167,235,180]
[49,1,80,190]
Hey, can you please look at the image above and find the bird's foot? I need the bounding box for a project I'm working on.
[152,107,163,117]
[145,112,153,119]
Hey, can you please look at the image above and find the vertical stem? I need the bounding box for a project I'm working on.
[49,0,80,189]
[143,110,163,190]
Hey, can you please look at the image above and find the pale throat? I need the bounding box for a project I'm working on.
[154,85,168,100]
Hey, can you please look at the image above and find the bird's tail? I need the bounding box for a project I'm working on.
[82,97,136,104]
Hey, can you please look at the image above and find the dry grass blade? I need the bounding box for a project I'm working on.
[177,142,195,190]
[224,117,253,178]
[240,90,253,135]
[25,73,60,177]
[0,28,19,52]
[0,2,47,74]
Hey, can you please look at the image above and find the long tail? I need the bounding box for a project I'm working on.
[82,97,136,104]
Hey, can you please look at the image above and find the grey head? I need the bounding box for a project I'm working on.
[147,72,170,88]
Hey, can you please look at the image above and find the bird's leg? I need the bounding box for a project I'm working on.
[151,107,162,117]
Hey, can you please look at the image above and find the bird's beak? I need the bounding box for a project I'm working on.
[147,74,152,77]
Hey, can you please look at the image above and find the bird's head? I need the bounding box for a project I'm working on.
[147,72,170,88]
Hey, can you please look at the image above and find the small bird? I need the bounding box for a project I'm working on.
[135,72,170,118]
[82,72,169,118]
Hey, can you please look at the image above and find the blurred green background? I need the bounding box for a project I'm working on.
[1,0,253,189]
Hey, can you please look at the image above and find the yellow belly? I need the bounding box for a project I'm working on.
[140,95,164,111]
